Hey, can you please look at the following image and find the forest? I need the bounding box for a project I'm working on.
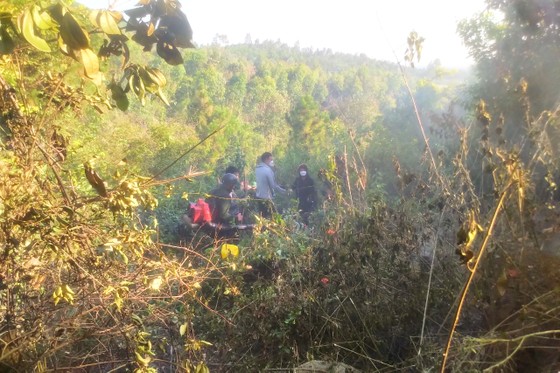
[1,0,559,372]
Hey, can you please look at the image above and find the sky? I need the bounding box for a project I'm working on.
[81,0,488,68]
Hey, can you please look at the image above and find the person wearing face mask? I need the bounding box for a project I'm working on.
[255,152,286,218]
[292,164,317,224]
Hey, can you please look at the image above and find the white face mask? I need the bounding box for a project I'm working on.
[299,170,307,177]
[269,160,274,166]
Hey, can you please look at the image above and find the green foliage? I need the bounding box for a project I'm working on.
[287,95,337,158]
[459,0,560,126]
[190,199,460,371]
[9,1,551,371]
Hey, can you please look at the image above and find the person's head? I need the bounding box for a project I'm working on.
[221,173,238,191]
[225,165,240,178]
[297,164,308,177]
[261,152,273,166]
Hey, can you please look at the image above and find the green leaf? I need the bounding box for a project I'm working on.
[22,9,51,52]
[131,314,143,327]
[31,5,56,30]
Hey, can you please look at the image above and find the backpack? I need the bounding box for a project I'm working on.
[189,198,212,224]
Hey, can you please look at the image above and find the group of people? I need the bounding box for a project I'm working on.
[253,152,318,223]
[204,152,321,237]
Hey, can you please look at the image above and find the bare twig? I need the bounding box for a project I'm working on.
[334,343,394,370]
[343,147,354,210]
[148,125,226,181]
[440,182,512,372]
[418,204,447,356]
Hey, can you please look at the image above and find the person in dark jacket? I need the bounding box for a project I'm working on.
[207,173,243,226]
[292,164,317,224]
[224,165,253,198]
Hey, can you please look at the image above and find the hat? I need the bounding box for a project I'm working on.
[221,173,238,187]
[297,163,308,172]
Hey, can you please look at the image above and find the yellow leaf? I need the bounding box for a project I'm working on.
[147,22,155,36]
[467,230,477,246]
[221,244,239,259]
[115,248,128,265]
[155,88,170,106]
[135,351,151,367]
[114,292,123,311]
[63,284,75,295]
[78,48,100,80]
[22,9,51,52]
[220,245,228,259]
[195,362,210,373]
[179,323,187,336]
[98,10,121,35]
[109,11,123,23]
[89,10,101,27]
[103,285,115,295]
